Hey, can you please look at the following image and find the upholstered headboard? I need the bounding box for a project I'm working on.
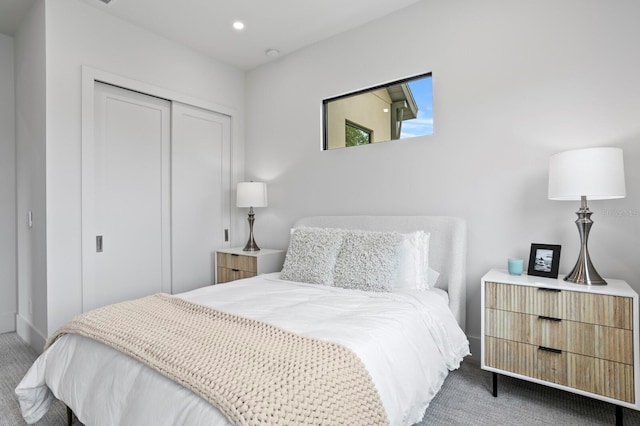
[293,216,467,331]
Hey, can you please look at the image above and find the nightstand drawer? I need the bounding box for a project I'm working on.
[485,309,633,364]
[217,252,257,273]
[485,281,633,328]
[215,248,285,284]
[217,267,255,283]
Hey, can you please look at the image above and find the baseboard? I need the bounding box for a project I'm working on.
[16,314,46,354]
[0,311,16,333]
[467,334,480,362]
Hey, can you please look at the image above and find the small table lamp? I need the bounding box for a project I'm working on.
[548,147,626,285]
[237,182,268,251]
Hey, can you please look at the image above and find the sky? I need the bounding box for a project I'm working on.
[401,76,434,139]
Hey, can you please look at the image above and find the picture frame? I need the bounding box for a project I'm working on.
[527,243,561,279]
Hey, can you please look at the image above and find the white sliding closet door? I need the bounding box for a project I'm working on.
[83,82,172,312]
[83,82,231,312]
[171,103,230,294]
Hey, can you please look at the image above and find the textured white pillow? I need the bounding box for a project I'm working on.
[280,227,344,285]
[394,231,433,290]
[333,230,404,292]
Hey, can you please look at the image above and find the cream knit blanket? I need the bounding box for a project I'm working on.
[46,293,389,426]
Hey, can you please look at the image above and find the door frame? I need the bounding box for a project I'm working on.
[81,66,236,311]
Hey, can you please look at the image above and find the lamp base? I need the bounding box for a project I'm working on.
[564,261,607,285]
[243,240,260,252]
[564,198,607,285]
[242,207,260,252]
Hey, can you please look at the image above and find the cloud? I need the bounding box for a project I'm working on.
[401,113,434,139]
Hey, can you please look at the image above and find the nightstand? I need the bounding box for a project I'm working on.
[481,269,639,424]
[216,248,286,284]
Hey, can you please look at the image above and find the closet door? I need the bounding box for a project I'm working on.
[83,82,171,312]
[171,103,230,294]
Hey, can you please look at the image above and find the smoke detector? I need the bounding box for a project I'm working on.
[265,49,280,58]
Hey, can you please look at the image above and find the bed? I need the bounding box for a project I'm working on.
[16,215,469,426]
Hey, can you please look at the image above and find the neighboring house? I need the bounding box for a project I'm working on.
[325,82,419,149]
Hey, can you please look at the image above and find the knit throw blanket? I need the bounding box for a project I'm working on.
[46,293,389,426]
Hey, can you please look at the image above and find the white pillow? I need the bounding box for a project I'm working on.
[426,266,440,288]
[333,230,403,292]
[394,231,434,290]
[280,227,344,285]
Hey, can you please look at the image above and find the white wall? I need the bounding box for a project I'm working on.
[14,0,47,350]
[0,33,17,333]
[245,0,640,356]
[16,0,246,348]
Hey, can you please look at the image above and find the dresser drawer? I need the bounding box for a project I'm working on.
[567,352,635,403]
[485,337,567,386]
[485,281,633,329]
[217,252,257,273]
[485,309,633,364]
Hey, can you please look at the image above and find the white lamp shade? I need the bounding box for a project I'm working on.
[237,182,268,208]
[548,147,626,201]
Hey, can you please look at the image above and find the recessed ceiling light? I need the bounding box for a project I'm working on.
[233,21,245,30]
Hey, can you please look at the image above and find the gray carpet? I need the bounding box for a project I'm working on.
[0,332,71,426]
[2,331,639,425]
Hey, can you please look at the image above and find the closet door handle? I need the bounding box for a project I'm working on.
[96,235,103,253]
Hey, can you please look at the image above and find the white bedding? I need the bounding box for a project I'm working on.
[16,273,469,426]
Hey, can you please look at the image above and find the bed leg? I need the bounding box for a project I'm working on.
[66,405,73,426]
[492,372,498,397]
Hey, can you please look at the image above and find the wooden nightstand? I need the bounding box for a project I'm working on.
[481,269,639,423]
[216,248,286,284]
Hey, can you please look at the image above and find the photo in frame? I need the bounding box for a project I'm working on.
[527,243,561,278]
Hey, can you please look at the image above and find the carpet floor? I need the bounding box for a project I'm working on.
[2,331,639,425]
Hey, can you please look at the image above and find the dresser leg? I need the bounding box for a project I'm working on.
[492,372,498,397]
[615,405,623,426]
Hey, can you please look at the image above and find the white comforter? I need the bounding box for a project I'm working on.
[16,273,470,425]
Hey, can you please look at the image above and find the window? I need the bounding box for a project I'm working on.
[345,121,372,147]
[323,73,433,150]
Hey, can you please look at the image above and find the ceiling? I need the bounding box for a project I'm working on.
[0,0,421,70]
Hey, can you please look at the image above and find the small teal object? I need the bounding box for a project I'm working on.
[508,258,524,275]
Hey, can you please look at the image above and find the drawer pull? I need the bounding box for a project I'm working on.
[538,346,562,354]
[231,254,239,257]
[538,316,562,322]
[232,269,240,272]
[537,288,561,293]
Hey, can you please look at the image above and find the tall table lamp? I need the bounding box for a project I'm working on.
[237,182,268,251]
[548,147,626,285]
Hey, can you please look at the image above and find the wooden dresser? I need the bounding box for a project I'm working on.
[216,248,285,284]
[481,269,639,420]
